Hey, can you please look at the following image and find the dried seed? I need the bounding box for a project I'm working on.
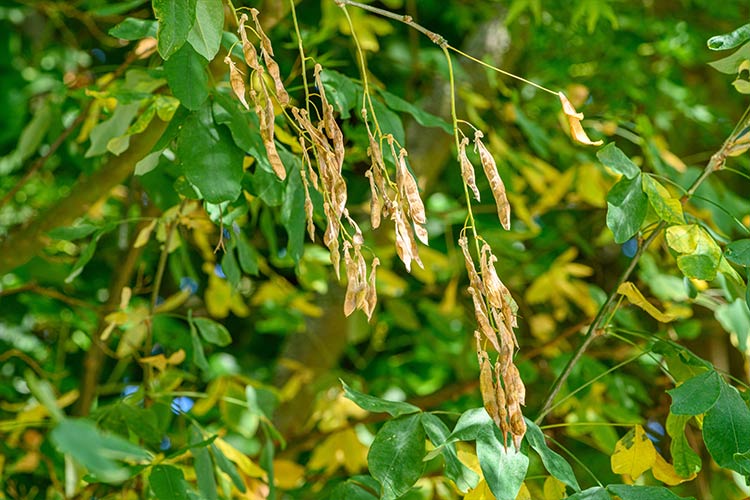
[558,91,603,146]
[250,9,289,106]
[459,137,481,202]
[252,89,286,180]
[225,57,250,110]
[480,243,505,310]
[468,287,501,353]
[300,170,315,241]
[394,144,426,225]
[458,236,483,292]
[474,131,510,230]
[238,14,261,70]
[364,257,380,320]
[365,169,382,229]
[314,64,345,168]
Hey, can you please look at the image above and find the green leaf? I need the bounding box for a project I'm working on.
[708,23,750,51]
[446,407,493,442]
[369,96,405,146]
[221,248,241,288]
[420,413,479,493]
[153,0,197,59]
[192,317,232,346]
[164,43,209,111]
[703,382,750,475]
[666,413,702,478]
[47,223,99,240]
[280,151,306,263]
[51,418,151,483]
[150,464,191,500]
[109,17,158,40]
[567,487,611,500]
[607,484,695,500]
[606,174,647,244]
[186,0,223,61]
[320,69,360,119]
[726,238,750,266]
[379,89,452,134]
[665,224,722,280]
[708,41,750,74]
[85,102,141,158]
[341,380,421,417]
[597,143,641,179]
[329,479,380,500]
[715,299,750,355]
[642,174,684,224]
[477,426,529,500]
[65,235,101,283]
[190,426,218,500]
[177,107,244,204]
[524,419,580,491]
[25,371,64,422]
[667,369,722,415]
[368,414,426,500]
[188,314,210,373]
[210,443,247,492]
[93,0,150,17]
[213,92,270,170]
[236,235,259,276]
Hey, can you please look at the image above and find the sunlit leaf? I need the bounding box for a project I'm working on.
[186,0,223,61]
[652,452,695,485]
[708,23,750,51]
[476,425,528,500]
[617,282,677,323]
[192,317,232,346]
[642,174,684,224]
[610,425,656,478]
[596,143,640,179]
[666,413,702,478]
[665,225,722,280]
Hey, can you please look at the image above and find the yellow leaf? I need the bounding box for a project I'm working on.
[652,452,696,485]
[617,282,676,323]
[140,349,185,372]
[154,289,191,314]
[273,459,305,489]
[516,482,532,500]
[464,479,493,500]
[307,428,368,475]
[558,91,603,146]
[457,442,482,476]
[214,437,267,480]
[611,425,657,479]
[543,476,566,500]
[193,377,227,416]
[205,274,250,318]
[134,219,157,248]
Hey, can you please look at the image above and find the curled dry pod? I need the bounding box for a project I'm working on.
[300,170,315,241]
[252,89,286,180]
[474,131,510,230]
[393,207,415,272]
[314,65,345,168]
[365,169,382,229]
[558,91,603,146]
[250,8,289,106]
[238,14,260,70]
[342,243,357,316]
[459,137,481,202]
[458,236,483,291]
[299,137,319,189]
[225,57,250,110]
[468,287,500,353]
[480,242,505,310]
[363,257,380,320]
[395,146,426,225]
[478,349,501,428]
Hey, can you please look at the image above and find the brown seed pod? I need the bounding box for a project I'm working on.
[458,137,481,202]
[558,91,603,146]
[474,131,510,230]
[365,169,382,229]
[225,57,250,110]
[468,287,500,353]
[363,257,380,320]
[314,65,344,168]
[238,14,261,70]
[249,9,289,106]
[393,145,426,225]
[458,236,483,292]
[252,88,286,180]
[300,169,315,241]
[480,242,505,310]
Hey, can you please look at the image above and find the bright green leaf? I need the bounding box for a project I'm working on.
[708,23,750,51]
[606,174,647,244]
[177,107,244,203]
[525,418,580,491]
[715,299,750,355]
[726,239,750,266]
[666,413,702,478]
[149,464,191,500]
[368,414,425,500]
[85,102,141,158]
[606,484,695,500]
[446,407,493,442]
[190,426,218,500]
[153,0,197,59]
[164,43,209,111]
[192,317,232,346]
[186,0,223,61]
[566,487,611,500]
[421,413,479,493]
[210,443,247,492]
[708,41,750,74]
[665,224,722,280]
[280,150,306,263]
[703,382,750,475]
[341,380,421,417]
[597,143,641,179]
[668,370,722,415]
[47,223,99,240]
[642,174,684,224]
[379,89,452,134]
[109,17,158,40]
[477,426,529,500]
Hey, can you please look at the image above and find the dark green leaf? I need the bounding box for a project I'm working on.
[164,44,209,111]
[186,0,223,61]
[150,464,191,500]
[420,413,479,493]
[666,413,702,478]
[606,484,695,500]
[708,41,750,74]
[153,0,197,59]
[212,92,269,171]
[703,383,750,475]
[210,443,246,493]
[708,23,750,50]
[192,317,232,346]
[320,69,360,119]
[567,487,611,500]
[446,407,493,442]
[667,370,722,415]
[341,380,421,417]
[25,371,64,422]
[369,97,405,146]
[109,17,158,40]
[477,426,528,500]
[329,480,379,500]
[190,426,217,500]
[221,249,241,288]
[726,239,750,266]
[237,235,259,276]
[368,414,425,500]
[280,151,306,263]
[65,235,100,284]
[606,174,647,244]
[51,418,151,484]
[379,89,452,134]
[189,314,210,373]
[597,143,640,179]
[177,107,244,203]
[524,418,580,491]
[47,223,99,240]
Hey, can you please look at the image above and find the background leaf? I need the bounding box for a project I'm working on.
[164,43,209,111]
[153,0,197,59]
[606,174,647,243]
[368,414,426,500]
[342,380,421,417]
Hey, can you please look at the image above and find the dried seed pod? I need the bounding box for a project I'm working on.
[300,170,315,241]
[474,131,510,230]
[238,14,260,70]
[468,287,501,353]
[314,64,345,168]
[479,350,501,428]
[393,208,414,272]
[413,223,428,245]
[458,236,483,291]
[225,57,250,110]
[250,9,289,106]
[343,243,359,316]
[558,91,603,146]
[459,137,481,202]
[252,89,286,180]
[299,136,319,189]
[392,143,426,225]
[363,257,380,320]
[365,169,382,229]
[480,243,505,310]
